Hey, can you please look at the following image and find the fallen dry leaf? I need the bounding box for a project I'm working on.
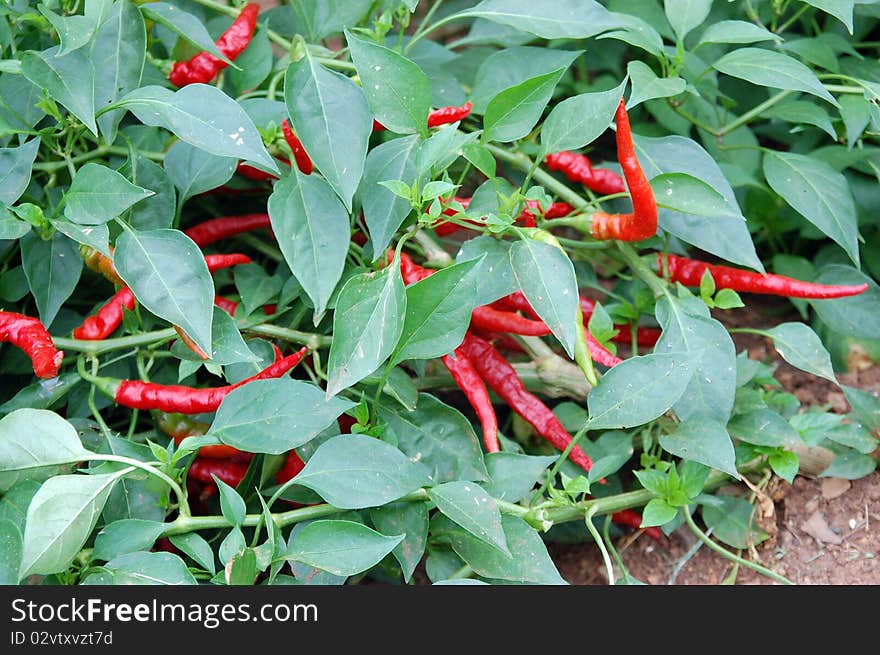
[820,477,851,500]
[801,510,843,545]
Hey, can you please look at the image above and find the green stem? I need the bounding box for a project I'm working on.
[33,145,165,172]
[584,507,615,585]
[402,11,464,52]
[775,3,810,33]
[54,328,179,355]
[615,243,667,298]
[484,143,588,210]
[530,422,591,505]
[243,324,331,350]
[405,0,445,53]
[682,505,794,585]
[716,90,793,137]
[89,454,191,518]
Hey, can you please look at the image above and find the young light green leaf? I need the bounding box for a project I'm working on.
[510,239,578,358]
[765,323,836,383]
[0,138,40,206]
[211,379,354,455]
[713,48,839,107]
[763,151,858,266]
[664,0,712,42]
[0,409,90,492]
[164,141,236,204]
[20,231,82,328]
[285,53,372,210]
[19,469,130,578]
[268,170,349,318]
[587,353,694,430]
[326,261,407,397]
[92,519,166,562]
[115,228,214,354]
[460,0,622,40]
[641,498,678,527]
[369,501,428,583]
[82,551,197,585]
[596,12,665,56]
[429,481,508,554]
[64,163,153,225]
[659,415,739,478]
[21,46,96,135]
[392,258,480,363]
[626,61,685,109]
[293,434,430,509]
[483,68,565,143]
[541,79,625,154]
[287,520,403,577]
[346,31,430,136]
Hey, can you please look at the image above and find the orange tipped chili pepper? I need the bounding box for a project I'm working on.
[441,348,499,453]
[0,311,63,379]
[281,119,313,175]
[72,287,136,341]
[658,253,870,299]
[80,244,125,286]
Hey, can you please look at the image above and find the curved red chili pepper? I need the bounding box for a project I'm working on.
[470,305,551,336]
[373,102,474,133]
[545,151,626,195]
[281,119,313,175]
[73,287,136,341]
[204,253,252,272]
[169,3,260,87]
[441,348,499,453]
[184,214,272,248]
[0,311,64,379]
[188,458,249,488]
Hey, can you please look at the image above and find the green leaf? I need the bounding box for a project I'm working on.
[164,141,236,204]
[20,231,82,328]
[712,48,839,108]
[820,449,876,479]
[92,519,166,561]
[802,0,854,33]
[393,258,480,363]
[287,520,403,577]
[510,239,578,357]
[82,551,197,585]
[115,228,214,355]
[625,61,685,109]
[728,409,801,447]
[762,100,836,139]
[462,143,496,178]
[346,31,430,136]
[215,477,246,526]
[293,434,430,509]
[842,385,880,434]
[461,0,622,40]
[379,394,488,484]
[838,95,871,149]
[211,379,354,455]
[268,169,349,318]
[698,20,783,45]
[809,265,880,340]
[0,481,40,534]
[587,353,693,430]
[19,469,129,578]
[38,7,96,56]
[596,12,665,56]
[360,134,420,261]
[0,138,40,206]
[369,501,428,583]
[0,520,22,585]
[326,260,407,397]
[0,210,30,240]
[763,151,858,266]
[541,79,626,154]
[655,296,738,424]
[765,323,836,383]
[204,306,259,366]
[429,481,508,554]
[768,450,799,483]
[289,0,373,41]
[64,163,153,225]
[651,172,743,221]
[483,453,557,502]
[659,415,739,478]
[168,532,215,574]
[284,52,372,210]
[702,496,768,549]
[92,0,146,143]
[470,46,581,114]
[119,152,176,230]
[232,265,283,317]
[226,548,257,585]
[456,236,518,306]
[444,514,566,584]
[115,85,277,173]
[664,0,712,41]
[21,46,96,135]
[140,2,234,65]
[641,498,678,527]
[634,135,762,272]
[483,68,564,143]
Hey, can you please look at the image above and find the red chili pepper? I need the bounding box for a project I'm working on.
[0,311,64,379]
[157,412,243,459]
[169,3,260,87]
[204,253,251,272]
[281,119,313,175]
[214,295,239,316]
[441,348,499,453]
[236,161,282,182]
[91,347,307,413]
[188,457,249,488]
[184,214,272,248]
[373,102,473,133]
[470,305,551,336]
[611,509,663,541]
[469,328,528,354]
[72,287,136,341]
[80,244,125,287]
[545,151,626,196]
[433,197,574,237]
[658,253,869,299]
[458,332,593,472]
[274,450,306,485]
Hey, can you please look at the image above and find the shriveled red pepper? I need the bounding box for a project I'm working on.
[610,509,663,541]
[157,412,243,459]
[184,214,271,247]
[441,348,499,453]
[545,150,625,196]
[373,102,473,132]
[458,332,593,472]
[188,457,249,488]
[281,119,313,175]
[168,3,260,87]
[80,245,125,287]
[72,287,136,341]
[0,311,64,379]
[658,253,869,299]
[275,450,306,485]
[88,347,307,413]
[588,100,658,242]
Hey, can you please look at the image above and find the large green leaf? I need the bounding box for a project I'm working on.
[0,138,40,206]
[21,46,96,135]
[459,0,622,40]
[698,20,782,46]
[164,141,236,205]
[659,415,739,478]
[325,259,406,397]
[763,151,858,266]
[369,501,428,583]
[20,231,82,328]
[483,68,564,143]
[290,0,373,41]
[140,2,233,64]
[64,163,153,225]
[293,434,430,509]
[765,323,836,383]
[809,265,880,340]
[284,53,372,210]
[456,236,518,306]
[268,170,349,318]
[728,409,801,447]
[803,0,854,33]
[92,519,166,562]
[286,520,403,577]
[541,79,626,154]
[482,453,556,503]
[701,496,768,550]
[346,31,431,136]
[118,152,176,230]
[429,481,508,554]
[211,379,354,455]
[82,551,197,585]
[115,228,214,354]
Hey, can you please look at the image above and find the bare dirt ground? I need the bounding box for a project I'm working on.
[551,298,880,585]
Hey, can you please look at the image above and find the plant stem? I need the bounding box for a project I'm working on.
[54,328,179,355]
[484,143,588,210]
[412,230,453,267]
[89,454,190,517]
[244,324,331,350]
[682,505,794,585]
[775,3,810,33]
[615,243,667,298]
[584,507,615,585]
[716,90,793,136]
[33,145,165,172]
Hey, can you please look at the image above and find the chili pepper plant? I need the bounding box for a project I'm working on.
[1,0,879,587]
